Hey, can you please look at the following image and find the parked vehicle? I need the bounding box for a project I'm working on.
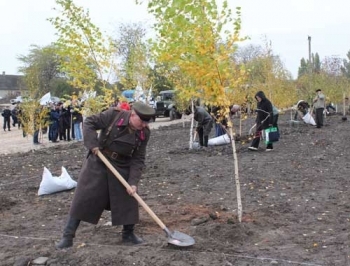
[120,89,157,122]
[155,90,182,120]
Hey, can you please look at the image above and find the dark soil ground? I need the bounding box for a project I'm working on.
[0,112,349,266]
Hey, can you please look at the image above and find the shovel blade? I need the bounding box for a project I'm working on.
[165,229,195,247]
[192,141,200,149]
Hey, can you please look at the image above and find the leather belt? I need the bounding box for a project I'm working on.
[102,149,128,161]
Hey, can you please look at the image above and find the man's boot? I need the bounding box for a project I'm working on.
[198,135,204,147]
[56,217,80,249]
[122,224,144,244]
[204,136,209,147]
[198,130,204,147]
[249,137,260,150]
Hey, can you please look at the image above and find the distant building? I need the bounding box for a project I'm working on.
[0,71,25,98]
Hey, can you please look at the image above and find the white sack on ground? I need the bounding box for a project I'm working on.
[38,167,77,196]
[302,113,316,126]
[208,133,231,146]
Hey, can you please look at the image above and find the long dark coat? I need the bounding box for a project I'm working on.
[70,108,150,225]
[255,91,273,130]
[194,106,213,136]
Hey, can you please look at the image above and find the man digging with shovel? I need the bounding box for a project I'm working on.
[56,102,155,249]
[186,105,213,149]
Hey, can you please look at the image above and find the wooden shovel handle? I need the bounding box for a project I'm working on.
[97,151,167,230]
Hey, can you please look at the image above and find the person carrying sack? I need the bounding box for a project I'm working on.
[248,91,275,151]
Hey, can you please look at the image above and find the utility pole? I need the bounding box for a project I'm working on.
[307,36,313,103]
[308,36,312,74]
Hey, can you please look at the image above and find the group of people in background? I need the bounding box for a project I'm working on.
[248,88,327,151]
[1,105,21,131]
[1,100,84,145]
[186,90,279,151]
[47,100,84,144]
[0,96,137,146]
[189,88,327,152]
[1,89,327,150]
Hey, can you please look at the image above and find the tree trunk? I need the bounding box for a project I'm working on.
[229,125,242,223]
[189,100,195,150]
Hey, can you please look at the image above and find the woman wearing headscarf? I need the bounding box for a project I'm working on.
[248,91,274,151]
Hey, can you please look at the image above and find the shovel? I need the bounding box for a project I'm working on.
[97,151,195,247]
[248,123,256,135]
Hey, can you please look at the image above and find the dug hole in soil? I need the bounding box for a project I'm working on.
[0,112,349,266]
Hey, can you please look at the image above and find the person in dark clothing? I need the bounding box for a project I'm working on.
[211,106,227,137]
[185,104,214,148]
[58,104,72,141]
[11,106,18,127]
[56,102,155,249]
[71,102,83,141]
[326,104,336,113]
[294,100,310,120]
[63,106,72,141]
[313,89,325,128]
[192,106,213,148]
[33,130,40,144]
[49,104,60,142]
[248,91,274,151]
[2,106,12,131]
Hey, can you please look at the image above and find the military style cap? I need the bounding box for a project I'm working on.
[132,101,155,122]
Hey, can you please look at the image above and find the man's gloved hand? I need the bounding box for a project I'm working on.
[91,147,100,155]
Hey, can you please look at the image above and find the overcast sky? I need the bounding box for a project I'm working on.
[1,0,350,79]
